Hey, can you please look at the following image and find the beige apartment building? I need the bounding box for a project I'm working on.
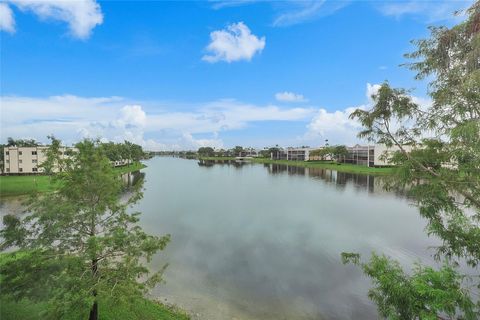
[3,146,73,174]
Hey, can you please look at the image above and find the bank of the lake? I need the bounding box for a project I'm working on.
[0,252,189,320]
[1,157,441,320]
[198,157,393,175]
[0,296,189,320]
[0,162,146,197]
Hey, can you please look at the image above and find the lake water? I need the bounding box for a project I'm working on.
[0,157,440,319]
[130,157,439,320]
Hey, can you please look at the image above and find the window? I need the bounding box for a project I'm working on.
[19,168,23,172]
[32,159,37,163]
[19,151,22,155]
[32,168,38,172]
[5,151,9,155]
[19,160,22,164]
[6,160,9,163]
[6,168,9,172]
[32,151,37,155]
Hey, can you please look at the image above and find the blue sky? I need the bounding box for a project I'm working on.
[0,0,472,150]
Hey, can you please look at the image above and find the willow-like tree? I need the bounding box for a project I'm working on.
[344,2,479,319]
[1,139,170,320]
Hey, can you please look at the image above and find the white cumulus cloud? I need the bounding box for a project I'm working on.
[0,3,15,33]
[0,86,432,151]
[4,0,103,39]
[118,105,147,128]
[202,22,265,63]
[303,83,432,146]
[0,95,313,151]
[366,83,381,103]
[275,91,308,103]
[304,106,366,146]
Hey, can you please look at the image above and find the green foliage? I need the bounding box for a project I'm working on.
[100,140,145,163]
[309,145,348,161]
[0,139,169,319]
[0,175,57,197]
[6,137,40,147]
[232,146,244,156]
[0,294,189,320]
[347,2,480,318]
[331,145,348,160]
[40,135,64,176]
[197,147,215,157]
[308,148,327,158]
[0,162,145,197]
[258,146,280,158]
[342,253,476,320]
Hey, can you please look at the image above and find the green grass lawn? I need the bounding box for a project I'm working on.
[113,162,147,174]
[0,162,147,198]
[0,251,189,320]
[0,296,190,320]
[0,175,55,197]
[198,156,393,175]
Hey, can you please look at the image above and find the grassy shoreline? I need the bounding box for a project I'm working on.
[0,296,189,320]
[198,157,393,175]
[0,252,189,320]
[0,162,147,198]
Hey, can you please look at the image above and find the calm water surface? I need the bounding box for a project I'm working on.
[0,157,440,319]
[131,157,438,320]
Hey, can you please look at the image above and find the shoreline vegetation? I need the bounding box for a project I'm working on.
[0,296,189,320]
[197,156,393,175]
[0,140,190,320]
[0,162,146,197]
[0,252,190,320]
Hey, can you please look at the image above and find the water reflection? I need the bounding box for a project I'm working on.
[268,164,378,194]
[121,170,145,189]
[0,159,434,320]
[136,157,438,320]
[198,159,247,168]
[198,160,386,195]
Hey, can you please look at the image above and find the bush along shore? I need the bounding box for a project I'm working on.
[0,252,190,320]
[0,140,187,320]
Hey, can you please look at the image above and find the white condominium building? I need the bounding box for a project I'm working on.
[3,146,73,174]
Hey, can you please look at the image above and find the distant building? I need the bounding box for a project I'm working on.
[271,149,287,160]
[271,144,413,167]
[239,148,258,157]
[3,146,74,174]
[371,144,414,167]
[339,144,414,167]
[3,146,132,175]
[271,147,315,161]
[339,145,375,167]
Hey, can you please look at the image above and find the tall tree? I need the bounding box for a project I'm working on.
[197,147,215,157]
[6,137,39,147]
[232,146,244,156]
[345,3,480,318]
[331,145,348,162]
[1,139,169,320]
